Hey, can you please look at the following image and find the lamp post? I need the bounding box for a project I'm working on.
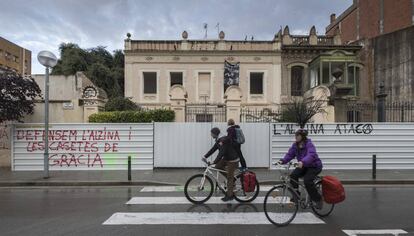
[37,51,58,179]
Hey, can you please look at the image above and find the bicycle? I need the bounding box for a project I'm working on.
[184,159,260,204]
[263,162,335,226]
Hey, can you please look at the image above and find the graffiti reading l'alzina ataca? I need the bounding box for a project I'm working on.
[16,127,133,168]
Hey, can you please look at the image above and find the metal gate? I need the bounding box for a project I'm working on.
[185,104,226,122]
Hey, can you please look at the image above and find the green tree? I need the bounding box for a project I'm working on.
[0,68,42,122]
[51,43,125,98]
[104,97,139,111]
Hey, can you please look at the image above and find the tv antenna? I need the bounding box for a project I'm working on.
[203,23,208,39]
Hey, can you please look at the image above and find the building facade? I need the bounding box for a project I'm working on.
[124,28,363,122]
[326,0,414,43]
[0,37,31,75]
[23,72,107,123]
[326,1,414,122]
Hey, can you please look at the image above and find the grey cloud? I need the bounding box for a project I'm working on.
[0,0,352,73]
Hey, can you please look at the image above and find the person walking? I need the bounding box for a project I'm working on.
[226,119,247,171]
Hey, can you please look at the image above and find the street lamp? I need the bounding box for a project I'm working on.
[37,50,58,179]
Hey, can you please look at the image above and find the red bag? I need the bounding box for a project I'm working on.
[242,171,257,192]
[322,176,346,204]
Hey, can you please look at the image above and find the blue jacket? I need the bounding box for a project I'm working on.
[281,139,323,169]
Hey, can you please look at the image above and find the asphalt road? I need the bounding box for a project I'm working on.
[0,185,413,236]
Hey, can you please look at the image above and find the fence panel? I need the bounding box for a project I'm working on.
[12,123,154,171]
[154,123,270,168]
[154,123,212,167]
[271,123,414,169]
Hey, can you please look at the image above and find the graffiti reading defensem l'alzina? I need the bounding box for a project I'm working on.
[16,128,122,168]
[273,123,374,136]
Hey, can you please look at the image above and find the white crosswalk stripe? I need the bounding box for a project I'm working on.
[140,186,274,192]
[103,212,325,225]
[342,229,408,235]
[126,196,274,204]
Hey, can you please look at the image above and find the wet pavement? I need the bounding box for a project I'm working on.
[2,168,414,186]
[1,185,414,236]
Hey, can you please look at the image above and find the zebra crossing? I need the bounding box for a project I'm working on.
[102,186,411,236]
[102,185,325,225]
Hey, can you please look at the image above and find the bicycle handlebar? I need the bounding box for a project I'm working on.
[272,162,298,168]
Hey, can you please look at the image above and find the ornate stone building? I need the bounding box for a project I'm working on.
[124,27,363,122]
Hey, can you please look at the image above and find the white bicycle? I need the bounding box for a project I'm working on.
[184,160,260,204]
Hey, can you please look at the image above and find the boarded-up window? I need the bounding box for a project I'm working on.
[250,72,264,94]
[170,72,183,87]
[198,72,211,97]
[143,72,157,94]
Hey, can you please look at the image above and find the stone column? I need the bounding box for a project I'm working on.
[224,86,242,123]
[83,99,105,122]
[304,86,335,123]
[169,85,187,122]
[376,82,388,122]
[328,81,353,122]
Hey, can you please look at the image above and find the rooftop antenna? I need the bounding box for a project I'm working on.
[203,23,208,39]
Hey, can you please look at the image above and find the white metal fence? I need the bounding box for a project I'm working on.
[9,122,414,171]
[271,123,414,169]
[154,123,270,168]
[12,123,154,171]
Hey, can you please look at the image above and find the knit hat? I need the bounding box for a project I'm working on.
[210,127,221,137]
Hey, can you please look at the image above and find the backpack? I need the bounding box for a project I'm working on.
[242,171,257,192]
[235,128,245,144]
[322,176,346,204]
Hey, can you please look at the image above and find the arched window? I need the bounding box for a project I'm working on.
[291,66,304,96]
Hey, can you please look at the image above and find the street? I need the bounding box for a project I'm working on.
[0,185,413,236]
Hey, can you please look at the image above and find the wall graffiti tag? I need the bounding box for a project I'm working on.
[272,123,374,136]
[15,127,133,168]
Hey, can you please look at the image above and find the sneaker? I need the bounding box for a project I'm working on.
[221,195,235,202]
[314,200,323,210]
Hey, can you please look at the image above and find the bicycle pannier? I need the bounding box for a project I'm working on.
[322,176,345,204]
[242,171,256,192]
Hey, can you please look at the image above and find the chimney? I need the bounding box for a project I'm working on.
[330,14,336,23]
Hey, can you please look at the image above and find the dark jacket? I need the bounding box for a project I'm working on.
[204,136,239,164]
[281,139,323,169]
[226,125,240,143]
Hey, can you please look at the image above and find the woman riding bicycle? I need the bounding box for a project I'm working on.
[277,128,323,209]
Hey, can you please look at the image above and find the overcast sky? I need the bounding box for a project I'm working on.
[0,0,352,74]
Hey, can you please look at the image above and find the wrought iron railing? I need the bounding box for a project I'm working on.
[346,101,414,122]
[185,104,226,123]
[240,108,281,123]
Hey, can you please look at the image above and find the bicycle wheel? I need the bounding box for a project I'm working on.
[234,175,260,203]
[311,181,335,217]
[184,174,214,204]
[264,185,299,226]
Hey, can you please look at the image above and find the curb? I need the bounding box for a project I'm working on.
[1,179,414,187]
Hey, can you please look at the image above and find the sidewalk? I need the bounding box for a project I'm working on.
[1,168,414,186]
